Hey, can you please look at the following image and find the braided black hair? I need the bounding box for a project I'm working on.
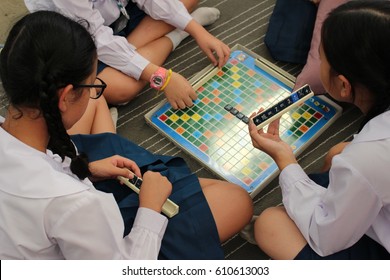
[0,11,96,179]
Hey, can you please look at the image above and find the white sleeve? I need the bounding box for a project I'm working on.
[50,0,149,79]
[49,190,167,259]
[279,160,381,256]
[135,0,192,30]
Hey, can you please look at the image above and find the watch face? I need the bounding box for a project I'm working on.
[152,75,164,87]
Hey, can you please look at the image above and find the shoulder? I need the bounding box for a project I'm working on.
[0,132,91,198]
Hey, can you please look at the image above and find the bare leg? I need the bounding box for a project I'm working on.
[98,0,204,105]
[98,37,174,104]
[321,141,350,172]
[199,178,253,242]
[254,206,307,259]
[67,96,115,135]
[126,0,199,48]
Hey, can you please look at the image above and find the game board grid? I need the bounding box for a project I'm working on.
[157,57,325,186]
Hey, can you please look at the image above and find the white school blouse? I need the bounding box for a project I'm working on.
[280,111,390,256]
[24,0,192,80]
[0,117,168,259]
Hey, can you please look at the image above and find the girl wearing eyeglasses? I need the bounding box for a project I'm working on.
[0,11,252,260]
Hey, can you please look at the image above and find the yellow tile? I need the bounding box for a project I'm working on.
[169,114,179,122]
[291,112,300,120]
[191,113,201,121]
[302,112,311,120]
[233,81,241,88]
[181,113,190,121]
[231,65,239,72]
[232,73,240,80]
[241,167,252,176]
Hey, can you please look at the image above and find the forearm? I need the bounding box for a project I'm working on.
[184,19,208,41]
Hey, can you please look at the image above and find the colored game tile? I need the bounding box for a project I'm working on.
[224,113,234,120]
[159,114,168,122]
[258,161,269,171]
[230,59,239,65]
[314,112,323,119]
[232,81,241,88]
[176,127,185,134]
[299,125,309,133]
[212,89,220,96]
[203,130,213,139]
[199,143,208,152]
[243,177,253,186]
[191,113,201,122]
[202,97,211,105]
[197,86,205,92]
[180,113,190,122]
[246,69,256,77]
[232,73,240,80]
[213,97,222,104]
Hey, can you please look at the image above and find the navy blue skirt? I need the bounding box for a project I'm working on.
[71,133,223,260]
[294,172,390,260]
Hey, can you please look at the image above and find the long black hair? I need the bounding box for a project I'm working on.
[322,1,390,128]
[0,11,97,179]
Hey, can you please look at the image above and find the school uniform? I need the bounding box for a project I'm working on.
[279,111,390,259]
[0,117,223,259]
[24,0,192,78]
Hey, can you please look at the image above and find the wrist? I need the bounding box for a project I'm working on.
[149,67,172,91]
[274,152,297,171]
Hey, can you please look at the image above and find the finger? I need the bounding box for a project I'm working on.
[222,45,231,65]
[257,107,264,114]
[248,119,261,138]
[114,157,140,176]
[217,44,230,67]
[214,46,225,68]
[177,100,186,109]
[169,99,178,110]
[190,90,198,101]
[268,118,281,135]
[126,162,141,178]
[204,49,217,66]
[184,96,194,107]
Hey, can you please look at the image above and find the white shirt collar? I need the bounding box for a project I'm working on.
[0,116,91,198]
[353,111,390,143]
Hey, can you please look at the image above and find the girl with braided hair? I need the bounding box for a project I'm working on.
[0,11,252,260]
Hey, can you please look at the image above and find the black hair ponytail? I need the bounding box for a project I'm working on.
[322,1,390,129]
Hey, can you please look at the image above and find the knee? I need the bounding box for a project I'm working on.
[233,186,254,223]
[184,0,199,12]
[254,207,282,246]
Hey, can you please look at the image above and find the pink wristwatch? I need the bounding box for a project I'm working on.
[150,67,167,90]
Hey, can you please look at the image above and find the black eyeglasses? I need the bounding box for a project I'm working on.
[73,77,107,99]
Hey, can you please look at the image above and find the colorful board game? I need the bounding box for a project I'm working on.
[145,45,342,197]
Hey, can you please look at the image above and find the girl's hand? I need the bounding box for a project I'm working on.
[88,155,141,182]
[248,110,297,170]
[163,71,197,109]
[139,171,172,213]
[185,19,230,68]
[195,31,230,68]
